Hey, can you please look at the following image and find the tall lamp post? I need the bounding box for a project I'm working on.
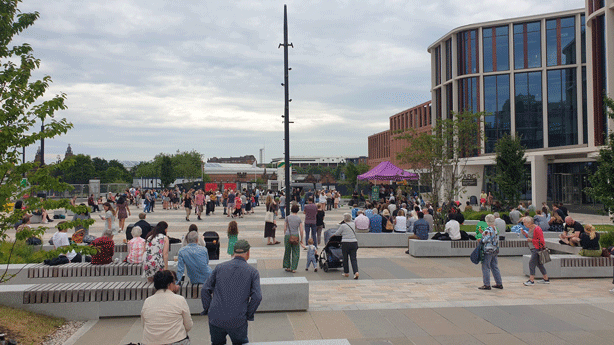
[279,4,293,212]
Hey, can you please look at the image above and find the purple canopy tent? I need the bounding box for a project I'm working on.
[357,161,419,181]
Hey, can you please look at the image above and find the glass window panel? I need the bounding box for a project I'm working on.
[515,72,543,149]
[581,15,586,63]
[527,22,540,32]
[514,28,524,69]
[548,68,578,147]
[445,39,452,81]
[483,34,494,73]
[560,24,576,65]
[527,30,541,68]
[484,75,511,153]
[546,19,557,29]
[582,67,587,144]
[561,17,575,28]
[496,29,509,71]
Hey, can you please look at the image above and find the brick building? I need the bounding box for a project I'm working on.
[367,101,432,169]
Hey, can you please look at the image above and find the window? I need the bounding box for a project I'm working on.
[445,39,453,80]
[582,67,587,144]
[546,17,576,66]
[515,72,543,149]
[458,30,479,75]
[435,88,442,121]
[483,26,509,72]
[547,68,577,147]
[434,46,441,85]
[484,74,511,153]
[458,77,479,113]
[446,84,453,119]
[514,22,541,69]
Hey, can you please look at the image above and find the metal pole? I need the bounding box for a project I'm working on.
[279,4,293,212]
[40,121,45,166]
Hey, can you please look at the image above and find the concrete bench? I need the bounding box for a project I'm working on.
[544,238,581,254]
[522,254,614,278]
[4,259,257,284]
[355,232,409,247]
[0,277,308,320]
[407,239,529,257]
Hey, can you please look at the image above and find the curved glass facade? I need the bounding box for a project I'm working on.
[483,26,509,73]
[515,72,543,149]
[547,68,577,147]
[484,74,511,153]
[514,22,541,69]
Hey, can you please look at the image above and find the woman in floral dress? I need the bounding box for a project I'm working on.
[143,221,169,282]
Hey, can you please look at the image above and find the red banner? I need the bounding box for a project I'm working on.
[205,183,218,192]
[223,183,237,191]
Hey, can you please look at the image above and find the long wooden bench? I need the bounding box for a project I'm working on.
[522,254,614,278]
[0,277,308,320]
[408,239,529,257]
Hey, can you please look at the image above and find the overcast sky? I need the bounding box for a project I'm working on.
[15,0,584,164]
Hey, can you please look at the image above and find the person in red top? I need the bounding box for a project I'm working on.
[521,217,550,285]
[90,228,115,265]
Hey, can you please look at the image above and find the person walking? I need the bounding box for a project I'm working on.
[201,240,262,345]
[283,204,305,273]
[478,214,503,290]
[183,191,193,221]
[303,197,318,246]
[334,213,359,279]
[100,202,118,235]
[264,195,280,245]
[278,192,286,219]
[522,217,550,285]
[115,195,131,233]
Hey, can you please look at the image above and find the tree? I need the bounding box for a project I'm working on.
[0,1,96,282]
[585,94,614,221]
[171,150,202,181]
[342,162,369,192]
[159,155,174,188]
[397,110,483,229]
[52,154,95,184]
[490,134,527,207]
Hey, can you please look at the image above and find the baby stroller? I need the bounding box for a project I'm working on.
[318,228,344,272]
[203,231,220,260]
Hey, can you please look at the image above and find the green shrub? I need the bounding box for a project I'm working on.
[599,230,614,249]
[0,241,52,264]
[462,210,535,220]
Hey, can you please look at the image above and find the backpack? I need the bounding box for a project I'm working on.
[385,217,394,231]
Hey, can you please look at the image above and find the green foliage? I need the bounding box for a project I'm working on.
[51,155,132,183]
[159,155,174,188]
[585,94,614,221]
[462,209,535,220]
[134,151,204,186]
[342,162,369,192]
[491,134,527,207]
[0,1,97,282]
[599,230,614,249]
[397,110,484,230]
[171,150,203,180]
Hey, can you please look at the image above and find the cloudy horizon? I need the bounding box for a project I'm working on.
[14,0,584,164]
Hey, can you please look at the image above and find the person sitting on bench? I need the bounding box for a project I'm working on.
[559,216,584,246]
[578,224,601,257]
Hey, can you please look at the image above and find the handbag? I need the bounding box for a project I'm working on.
[265,211,274,223]
[538,248,551,264]
[289,235,300,245]
[470,243,483,264]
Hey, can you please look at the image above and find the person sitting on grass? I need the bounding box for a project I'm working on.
[578,224,601,257]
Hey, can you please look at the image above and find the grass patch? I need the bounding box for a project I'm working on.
[595,224,614,232]
[0,305,65,344]
[0,242,50,264]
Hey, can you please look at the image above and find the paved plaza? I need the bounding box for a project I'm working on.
[31,203,614,344]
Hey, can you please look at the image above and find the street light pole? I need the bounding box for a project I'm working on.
[279,4,293,212]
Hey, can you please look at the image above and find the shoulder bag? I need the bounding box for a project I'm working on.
[265,211,274,223]
[538,241,551,265]
[385,217,394,231]
[287,217,300,245]
[470,242,483,264]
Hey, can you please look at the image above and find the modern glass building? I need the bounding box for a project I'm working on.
[427,1,614,208]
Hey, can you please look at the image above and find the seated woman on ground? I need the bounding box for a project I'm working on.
[578,224,601,257]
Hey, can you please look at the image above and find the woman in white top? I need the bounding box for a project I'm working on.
[333,213,359,279]
[394,209,407,233]
[100,202,117,235]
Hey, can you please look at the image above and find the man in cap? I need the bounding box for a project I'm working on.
[201,240,261,345]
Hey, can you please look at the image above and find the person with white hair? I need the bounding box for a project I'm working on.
[334,213,360,279]
[176,230,212,285]
[477,214,503,290]
[127,226,145,264]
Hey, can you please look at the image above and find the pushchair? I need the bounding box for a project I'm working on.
[203,231,220,260]
[318,228,344,272]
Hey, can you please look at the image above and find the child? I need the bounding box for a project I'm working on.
[305,238,318,272]
[227,221,238,256]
